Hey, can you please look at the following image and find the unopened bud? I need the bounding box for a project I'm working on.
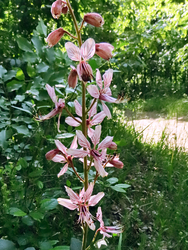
[45,149,60,160]
[68,66,78,88]
[77,61,93,82]
[84,13,104,27]
[46,28,65,47]
[51,0,63,19]
[95,43,114,60]
[62,4,68,14]
[108,142,117,150]
[108,159,124,169]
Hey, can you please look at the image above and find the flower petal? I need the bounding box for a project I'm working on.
[46,84,57,106]
[91,111,106,126]
[88,99,97,118]
[70,135,78,149]
[100,94,117,103]
[65,186,79,202]
[96,69,103,89]
[65,42,81,61]
[89,191,105,206]
[65,117,81,127]
[81,38,95,60]
[98,136,113,151]
[76,130,91,149]
[88,127,95,138]
[67,148,89,158]
[87,85,100,98]
[57,198,78,210]
[93,158,108,177]
[74,100,82,117]
[91,125,101,147]
[52,154,67,163]
[102,102,111,119]
[55,140,67,154]
[57,163,69,177]
[36,108,60,121]
[103,69,113,88]
[83,183,94,201]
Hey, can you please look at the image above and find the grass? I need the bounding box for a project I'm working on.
[126,96,188,118]
[100,111,188,249]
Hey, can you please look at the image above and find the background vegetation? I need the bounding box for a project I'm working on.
[1,0,188,249]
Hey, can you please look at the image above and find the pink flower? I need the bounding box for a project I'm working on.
[65,38,95,82]
[84,13,104,27]
[96,207,123,238]
[36,84,65,132]
[87,69,117,118]
[95,43,114,60]
[47,136,77,177]
[68,66,78,88]
[67,125,114,177]
[106,155,124,169]
[46,28,65,47]
[65,100,106,138]
[58,183,104,230]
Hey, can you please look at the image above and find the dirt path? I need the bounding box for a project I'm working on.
[125,111,188,151]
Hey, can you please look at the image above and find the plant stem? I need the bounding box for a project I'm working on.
[64,106,82,124]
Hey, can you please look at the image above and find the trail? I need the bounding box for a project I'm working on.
[125,111,188,151]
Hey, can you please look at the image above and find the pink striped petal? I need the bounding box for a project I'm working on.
[57,163,69,177]
[105,87,112,96]
[52,154,67,163]
[103,69,113,88]
[65,186,79,202]
[65,117,81,127]
[57,198,78,210]
[66,148,88,158]
[96,207,103,223]
[76,130,91,149]
[102,102,111,119]
[98,136,113,150]
[88,127,95,138]
[91,111,106,126]
[96,69,103,89]
[89,192,105,206]
[88,100,97,118]
[55,140,67,154]
[91,125,101,147]
[70,135,78,149]
[36,108,60,121]
[100,94,116,103]
[93,158,108,177]
[65,42,81,61]
[81,38,95,60]
[74,100,82,117]
[87,85,100,98]
[46,84,57,106]
[83,183,94,201]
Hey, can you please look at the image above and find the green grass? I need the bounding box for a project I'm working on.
[101,112,188,249]
[126,96,188,118]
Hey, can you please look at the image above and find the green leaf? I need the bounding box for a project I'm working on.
[36,18,47,36]
[70,238,81,250]
[6,80,23,92]
[0,239,16,250]
[9,207,27,217]
[0,65,7,78]
[114,184,131,189]
[17,37,33,52]
[17,158,28,168]
[110,186,126,193]
[12,124,30,135]
[24,248,36,250]
[50,247,70,250]
[11,105,32,115]
[39,241,53,250]
[29,169,44,177]
[56,133,75,139]
[4,69,17,82]
[106,177,118,185]
[36,62,49,73]
[27,63,36,77]
[22,215,34,226]
[40,199,58,211]
[31,36,43,54]
[16,68,25,80]
[30,211,44,221]
[37,180,44,189]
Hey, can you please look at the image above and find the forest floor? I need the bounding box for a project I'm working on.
[124,110,188,151]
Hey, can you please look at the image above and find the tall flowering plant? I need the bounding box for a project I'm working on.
[40,0,124,249]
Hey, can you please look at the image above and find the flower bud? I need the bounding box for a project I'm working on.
[46,28,65,47]
[84,13,104,27]
[95,43,114,60]
[68,66,78,88]
[108,142,117,150]
[62,4,68,14]
[51,0,63,19]
[45,149,60,160]
[108,159,124,169]
[77,61,93,82]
